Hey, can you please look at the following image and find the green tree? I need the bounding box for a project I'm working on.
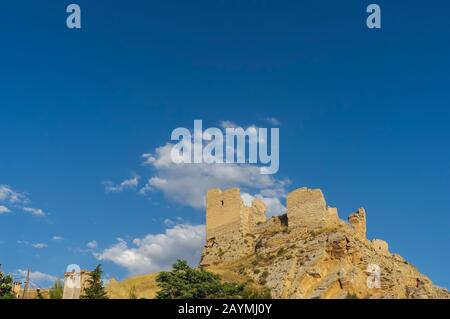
[49,279,64,299]
[81,265,109,299]
[156,259,246,299]
[0,269,15,299]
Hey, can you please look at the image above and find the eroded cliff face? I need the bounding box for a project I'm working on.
[200,187,449,299]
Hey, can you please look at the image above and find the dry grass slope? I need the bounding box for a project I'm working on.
[106,273,159,299]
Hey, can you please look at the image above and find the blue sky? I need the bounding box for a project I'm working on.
[0,0,449,289]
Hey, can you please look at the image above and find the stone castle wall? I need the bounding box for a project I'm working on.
[206,188,266,240]
[286,188,339,230]
[201,188,268,266]
[205,187,343,241]
[202,187,371,265]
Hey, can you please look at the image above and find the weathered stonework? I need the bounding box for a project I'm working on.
[205,188,266,240]
[286,188,339,230]
[372,239,390,256]
[248,198,267,231]
[255,215,288,235]
[201,188,267,266]
[348,208,367,240]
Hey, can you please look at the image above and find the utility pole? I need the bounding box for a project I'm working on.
[22,269,30,299]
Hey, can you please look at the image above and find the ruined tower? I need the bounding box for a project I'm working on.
[205,188,266,240]
[348,208,367,240]
[286,188,339,230]
[201,188,267,266]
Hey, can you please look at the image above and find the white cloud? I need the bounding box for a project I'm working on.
[94,224,205,274]
[0,205,11,214]
[163,218,175,226]
[140,142,288,209]
[241,193,255,207]
[16,269,57,286]
[241,192,286,217]
[103,175,140,193]
[264,117,281,126]
[31,243,48,249]
[219,120,239,129]
[52,236,64,241]
[87,240,98,249]
[17,240,48,249]
[0,185,27,204]
[0,184,47,218]
[23,207,47,217]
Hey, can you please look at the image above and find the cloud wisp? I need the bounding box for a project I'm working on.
[17,240,48,249]
[0,184,48,217]
[87,240,98,249]
[103,175,140,193]
[0,205,11,214]
[23,207,47,217]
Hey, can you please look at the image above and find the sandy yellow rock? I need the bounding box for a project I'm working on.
[201,187,450,299]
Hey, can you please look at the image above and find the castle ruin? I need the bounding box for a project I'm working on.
[200,187,450,299]
[201,187,371,266]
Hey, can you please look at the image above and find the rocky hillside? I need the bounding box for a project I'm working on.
[200,187,449,299]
